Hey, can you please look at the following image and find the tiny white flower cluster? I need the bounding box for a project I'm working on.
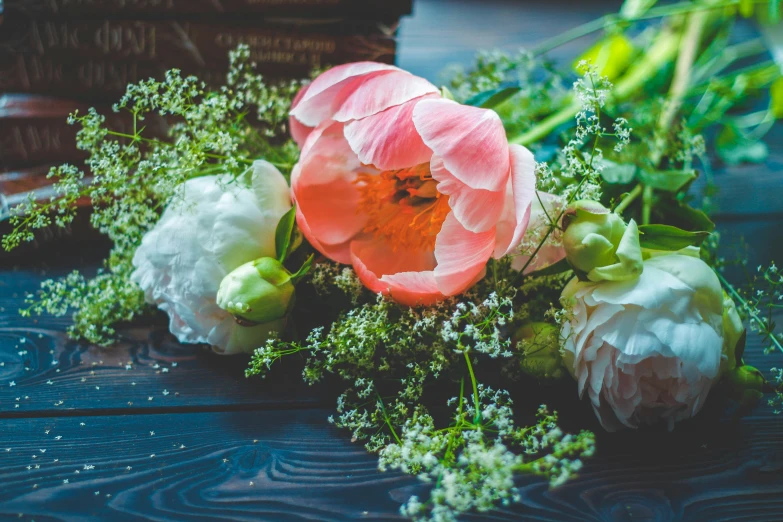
[380,394,595,522]
[310,262,365,304]
[440,292,515,358]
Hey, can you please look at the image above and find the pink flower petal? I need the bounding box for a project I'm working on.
[350,239,443,306]
[344,95,436,170]
[434,212,495,296]
[289,83,314,147]
[293,202,352,264]
[430,155,504,233]
[292,122,369,260]
[381,272,444,306]
[290,63,398,127]
[413,99,509,192]
[493,144,537,258]
[332,71,439,123]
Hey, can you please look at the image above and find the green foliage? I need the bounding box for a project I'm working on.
[637,224,710,251]
[716,122,770,165]
[274,205,298,262]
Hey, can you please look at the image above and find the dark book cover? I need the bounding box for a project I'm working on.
[0,18,397,100]
[0,94,169,170]
[3,0,412,20]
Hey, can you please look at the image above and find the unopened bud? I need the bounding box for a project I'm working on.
[217,257,295,325]
[562,200,643,282]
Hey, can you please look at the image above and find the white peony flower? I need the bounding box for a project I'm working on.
[561,249,726,430]
[131,160,292,354]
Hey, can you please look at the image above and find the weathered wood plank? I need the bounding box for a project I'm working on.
[0,409,416,522]
[0,243,325,417]
[0,406,782,521]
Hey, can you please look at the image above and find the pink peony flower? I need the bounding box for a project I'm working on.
[289,62,538,305]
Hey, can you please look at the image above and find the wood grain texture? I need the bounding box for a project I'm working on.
[0,246,325,416]
[0,408,782,521]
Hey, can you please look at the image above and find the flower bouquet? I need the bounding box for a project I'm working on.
[3,0,783,520]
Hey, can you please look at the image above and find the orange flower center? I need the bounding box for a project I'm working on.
[356,163,450,250]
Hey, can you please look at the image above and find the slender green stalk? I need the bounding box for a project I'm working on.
[641,185,654,225]
[377,393,402,445]
[717,271,783,355]
[106,130,255,165]
[532,0,752,56]
[463,351,481,423]
[614,184,643,215]
[511,28,680,146]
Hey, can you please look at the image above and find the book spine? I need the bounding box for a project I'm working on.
[0,94,169,170]
[3,0,412,19]
[0,19,397,101]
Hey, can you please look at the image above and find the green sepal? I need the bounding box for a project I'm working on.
[291,254,315,285]
[275,205,298,263]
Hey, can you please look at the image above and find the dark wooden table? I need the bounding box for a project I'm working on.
[2,1,783,521]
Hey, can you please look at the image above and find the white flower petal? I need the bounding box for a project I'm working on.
[561,254,725,431]
[131,160,291,354]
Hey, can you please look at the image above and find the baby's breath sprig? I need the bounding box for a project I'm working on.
[3,44,302,345]
[716,263,783,413]
[248,281,593,522]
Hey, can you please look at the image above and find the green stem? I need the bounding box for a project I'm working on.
[650,7,708,167]
[511,27,680,146]
[641,185,654,225]
[463,351,481,423]
[105,130,255,165]
[377,393,402,445]
[511,175,590,286]
[614,183,643,215]
[532,0,743,56]
[717,271,783,356]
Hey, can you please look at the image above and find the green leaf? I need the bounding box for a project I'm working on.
[638,224,710,251]
[739,0,754,17]
[290,254,315,284]
[771,78,783,118]
[465,84,521,109]
[600,160,636,184]
[716,122,769,165]
[526,257,572,278]
[275,205,297,263]
[770,0,781,24]
[574,33,635,81]
[637,169,696,192]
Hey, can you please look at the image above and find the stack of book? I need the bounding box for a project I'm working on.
[0,0,410,215]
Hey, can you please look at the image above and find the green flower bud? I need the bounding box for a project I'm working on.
[725,365,765,406]
[217,257,295,325]
[514,322,565,380]
[562,200,643,282]
[720,293,746,375]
